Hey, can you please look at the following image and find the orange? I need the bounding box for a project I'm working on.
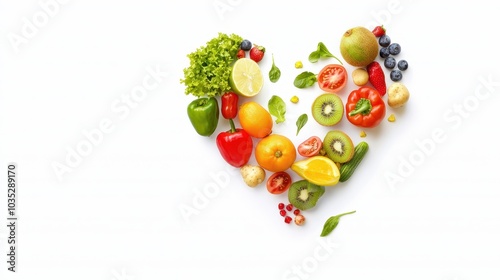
[255,134,296,172]
[238,101,273,138]
[291,156,340,186]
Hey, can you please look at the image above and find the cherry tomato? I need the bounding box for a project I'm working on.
[266,171,292,194]
[297,136,322,157]
[317,64,348,93]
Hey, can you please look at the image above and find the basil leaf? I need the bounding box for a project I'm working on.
[308,50,320,63]
[320,210,356,237]
[318,42,334,58]
[293,71,317,89]
[268,95,286,124]
[296,113,308,136]
[309,42,343,65]
[269,54,281,83]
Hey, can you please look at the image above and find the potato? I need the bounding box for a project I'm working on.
[388,82,410,108]
[352,68,369,86]
[240,164,266,187]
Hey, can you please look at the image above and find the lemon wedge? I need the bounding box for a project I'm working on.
[291,156,340,186]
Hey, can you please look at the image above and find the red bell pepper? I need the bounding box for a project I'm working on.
[216,92,253,167]
[221,92,238,119]
[346,86,386,128]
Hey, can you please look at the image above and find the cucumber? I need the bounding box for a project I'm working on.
[339,141,369,182]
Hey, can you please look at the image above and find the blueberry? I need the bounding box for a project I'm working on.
[240,39,252,51]
[384,57,397,69]
[379,47,390,58]
[379,35,391,47]
[388,43,401,55]
[397,59,408,71]
[390,69,403,81]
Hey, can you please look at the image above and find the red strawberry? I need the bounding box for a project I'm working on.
[236,49,245,59]
[367,61,387,95]
[372,25,386,37]
[249,44,265,63]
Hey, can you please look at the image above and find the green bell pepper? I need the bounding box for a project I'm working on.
[187,97,219,136]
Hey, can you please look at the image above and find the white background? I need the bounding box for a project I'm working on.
[1,0,500,279]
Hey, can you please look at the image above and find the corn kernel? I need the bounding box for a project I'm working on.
[360,131,367,137]
[388,114,396,122]
[295,61,303,69]
[290,96,299,103]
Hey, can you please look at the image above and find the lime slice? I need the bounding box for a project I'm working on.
[229,58,263,97]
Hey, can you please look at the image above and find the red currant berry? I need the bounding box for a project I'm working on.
[278,203,285,210]
[280,209,286,217]
[286,204,293,211]
[284,216,292,224]
[293,209,300,216]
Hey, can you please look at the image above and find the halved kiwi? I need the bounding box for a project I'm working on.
[288,180,325,210]
[323,130,355,163]
[311,93,343,126]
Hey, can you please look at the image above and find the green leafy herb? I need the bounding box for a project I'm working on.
[294,71,317,89]
[268,95,286,124]
[320,210,356,237]
[308,42,343,64]
[180,33,243,97]
[308,51,321,63]
[269,54,281,83]
[296,113,308,136]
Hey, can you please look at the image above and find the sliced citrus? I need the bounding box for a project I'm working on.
[229,58,264,97]
[291,156,340,186]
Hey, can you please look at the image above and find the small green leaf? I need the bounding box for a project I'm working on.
[320,210,356,237]
[293,71,317,89]
[313,42,343,65]
[268,95,286,124]
[269,54,281,83]
[296,113,308,136]
[308,50,320,63]
[317,42,334,57]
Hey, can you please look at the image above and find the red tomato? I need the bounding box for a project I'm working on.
[317,64,348,93]
[266,171,292,194]
[297,136,322,157]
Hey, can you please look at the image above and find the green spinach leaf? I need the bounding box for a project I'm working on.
[296,114,308,136]
[268,95,286,124]
[293,71,317,89]
[320,210,356,237]
[269,54,281,83]
[309,42,343,64]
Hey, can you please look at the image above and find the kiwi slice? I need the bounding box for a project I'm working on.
[311,93,343,126]
[288,180,325,210]
[323,130,355,163]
